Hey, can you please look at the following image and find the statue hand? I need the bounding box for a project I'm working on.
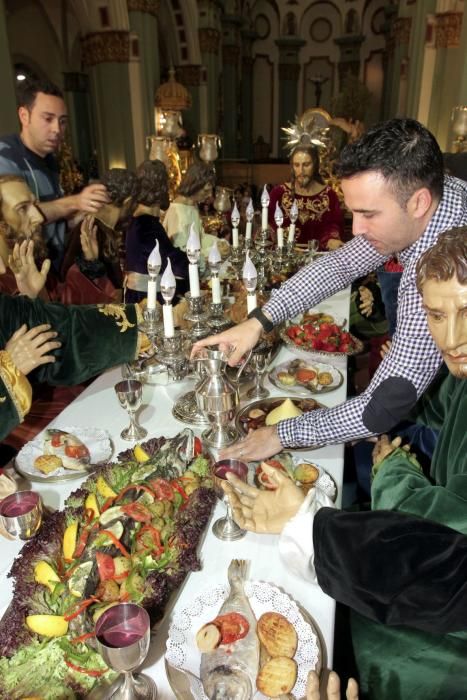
[9,240,50,298]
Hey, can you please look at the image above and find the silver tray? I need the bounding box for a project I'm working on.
[235,396,323,444]
[280,325,364,362]
[269,359,344,397]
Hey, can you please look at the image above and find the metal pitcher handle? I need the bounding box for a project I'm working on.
[235,349,252,383]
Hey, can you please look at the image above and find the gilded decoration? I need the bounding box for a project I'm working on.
[82,31,130,66]
[0,350,33,421]
[394,17,412,46]
[199,28,220,54]
[155,67,192,110]
[97,305,136,333]
[281,184,331,226]
[176,65,202,87]
[278,63,301,81]
[435,12,462,49]
[127,0,159,16]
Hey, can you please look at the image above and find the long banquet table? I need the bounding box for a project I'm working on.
[0,288,350,698]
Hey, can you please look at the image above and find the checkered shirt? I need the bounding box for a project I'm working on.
[263,176,467,448]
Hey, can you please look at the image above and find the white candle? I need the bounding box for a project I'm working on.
[147,279,157,309]
[260,185,269,231]
[288,223,296,244]
[245,221,252,240]
[247,293,257,313]
[245,198,254,240]
[163,304,175,338]
[188,263,200,297]
[232,227,239,248]
[277,227,284,248]
[211,276,221,304]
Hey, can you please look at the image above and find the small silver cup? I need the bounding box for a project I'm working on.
[0,490,42,540]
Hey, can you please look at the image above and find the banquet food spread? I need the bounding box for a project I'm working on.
[0,430,216,700]
[239,398,319,433]
[277,359,334,390]
[265,398,303,425]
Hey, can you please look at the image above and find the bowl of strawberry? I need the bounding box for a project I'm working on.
[281,318,363,360]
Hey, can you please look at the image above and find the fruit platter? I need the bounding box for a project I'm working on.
[269,358,344,396]
[0,429,216,700]
[281,311,363,361]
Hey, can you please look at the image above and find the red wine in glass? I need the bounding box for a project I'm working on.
[0,491,40,517]
[96,604,148,648]
[213,459,248,482]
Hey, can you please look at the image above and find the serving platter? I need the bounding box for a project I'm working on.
[252,454,337,502]
[14,426,112,482]
[236,397,323,437]
[165,580,321,700]
[269,359,344,396]
[280,326,363,362]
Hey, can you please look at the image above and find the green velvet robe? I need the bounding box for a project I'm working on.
[0,294,140,441]
[352,374,467,699]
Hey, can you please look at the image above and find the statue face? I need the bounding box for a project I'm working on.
[292,151,314,189]
[0,179,44,238]
[423,276,467,379]
[18,91,68,157]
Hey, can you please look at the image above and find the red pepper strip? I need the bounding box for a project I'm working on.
[99,529,131,558]
[115,484,155,502]
[136,524,163,553]
[64,658,107,677]
[171,480,188,501]
[112,571,130,581]
[64,597,99,622]
[70,631,96,644]
[84,507,95,524]
[100,497,115,513]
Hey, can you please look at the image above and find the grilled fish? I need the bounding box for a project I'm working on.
[201,559,259,700]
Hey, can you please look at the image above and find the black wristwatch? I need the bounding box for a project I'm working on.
[247,307,275,333]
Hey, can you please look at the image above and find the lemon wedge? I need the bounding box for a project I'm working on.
[134,444,150,463]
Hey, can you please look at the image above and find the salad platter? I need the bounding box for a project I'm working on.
[269,358,344,396]
[0,429,216,700]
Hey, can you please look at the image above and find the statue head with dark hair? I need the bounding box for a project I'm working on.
[177,162,216,202]
[290,143,323,190]
[0,174,47,263]
[135,160,169,210]
[416,226,467,293]
[336,118,444,207]
[101,169,140,207]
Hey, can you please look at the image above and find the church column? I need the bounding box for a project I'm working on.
[405,0,436,119]
[176,65,202,140]
[380,2,399,121]
[127,0,160,140]
[275,38,305,157]
[82,31,136,172]
[333,34,365,90]
[240,28,256,160]
[198,0,222,134]
[221,14,243,158]
[0,0,18,132]
[63,72,94,178]
[388,16,412,118]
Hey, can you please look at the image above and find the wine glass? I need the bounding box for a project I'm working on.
[247,341,273,400]
[307,238,319,263]
[211,459,248,541]
[114,379,147,442]
[0,490,42,540]
[95,602,157,700]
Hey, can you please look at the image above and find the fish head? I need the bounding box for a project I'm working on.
[206,666,253,700]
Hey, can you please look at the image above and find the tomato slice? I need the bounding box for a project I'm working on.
[194,437,203,456]
[214,612,250,645]
[295,368,317,384]
[120,502,152,522]
[149,478,175,501]
[51,433,62,448]
[65,443,90,460]
[95,552,115,582]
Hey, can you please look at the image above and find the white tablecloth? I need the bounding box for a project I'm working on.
[0,288,350,698]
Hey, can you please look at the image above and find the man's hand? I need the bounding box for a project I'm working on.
[307,670,359,700]
[80,215,99,261]
[219,425,282,463]
[222,463,305,534]
[75,184,109,214]
[8,240,51,298]
[358,285,374,317]
[191,317,263,367]
[5,324,61,375]
[372,434,410,466]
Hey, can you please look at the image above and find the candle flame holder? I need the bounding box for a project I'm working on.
[208,301,232,332]
[184,291,210,341]
[148,329,190,382]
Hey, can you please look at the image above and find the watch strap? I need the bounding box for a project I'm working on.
[247,307,274,333]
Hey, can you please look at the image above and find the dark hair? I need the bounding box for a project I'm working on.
[416,226,467,293]
[177,162,215,198]
[290,144,323,185]
[335,118,444,206]
[135,160,169,210]
[17,79,64,110]
[101,168,140,207]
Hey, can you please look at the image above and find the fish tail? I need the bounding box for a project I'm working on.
[227,559,249,587]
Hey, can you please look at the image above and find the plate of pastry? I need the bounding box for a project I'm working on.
[269,358,344,396]
[15,426,112,482]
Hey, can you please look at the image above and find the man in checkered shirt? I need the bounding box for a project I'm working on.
[193,118,467,461]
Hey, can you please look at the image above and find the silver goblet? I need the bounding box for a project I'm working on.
[211,459,248,541]
[246,341,273,400]
[0,490,42,540]
[114,379,147,442]
[95,603,157,699]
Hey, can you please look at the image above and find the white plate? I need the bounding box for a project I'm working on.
[269,359,344,396]
[15,426,112,482]
[165,580,321,699]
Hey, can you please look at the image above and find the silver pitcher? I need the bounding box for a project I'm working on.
[194,348,251,448]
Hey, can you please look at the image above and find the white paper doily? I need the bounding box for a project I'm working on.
[15,426,112,482]
[166,581,320,699]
